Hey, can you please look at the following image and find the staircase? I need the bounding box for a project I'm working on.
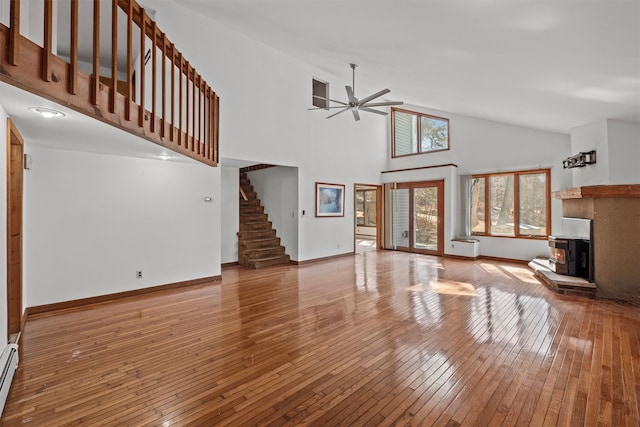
[238,173,290,269]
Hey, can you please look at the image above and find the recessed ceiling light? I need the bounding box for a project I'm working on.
[155,154,174,160]
[28,106,65,118]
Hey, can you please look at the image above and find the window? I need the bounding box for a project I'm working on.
[356,189,377,226]
[312,78,329,110]
[470,169,550,238]
[392,108,449,157]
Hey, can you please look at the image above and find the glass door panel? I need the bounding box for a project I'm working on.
[391,188,410,248]
[414,187,439,251]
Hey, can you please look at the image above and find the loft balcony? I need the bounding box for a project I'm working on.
[0,0,219,166]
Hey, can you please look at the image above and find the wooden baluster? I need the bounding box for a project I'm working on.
[151,21,157,133]
[185,61,190,150]
[170,43,175,142]
[91,0,100,105]
[110,0,117,113]
[213,94,219,162]
[69,0,78,94]
[195,72,200,154]
[205,87,211,160]
[42,0,53,82]
[138,8,145,127]
[198,78,203,155]
[191,68,195,152]
[178,53,183,146]
[161,32,166,138]
[125,0,132,120]
[8,0,20,66]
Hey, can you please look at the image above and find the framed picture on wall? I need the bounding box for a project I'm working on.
[316,182,345,217]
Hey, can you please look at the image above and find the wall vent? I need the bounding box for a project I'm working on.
[312,78,329,110]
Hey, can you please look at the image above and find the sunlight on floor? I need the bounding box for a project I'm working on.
[428,278,478,296]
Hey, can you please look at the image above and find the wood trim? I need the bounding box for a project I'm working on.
[390,107,451,158]
[290,252,354,265]
[151,21,157,133]
[109,0,118,113]
[240,164,276,174]
[138,7,145,127]
[553,184,640,199]
[125,0,132,120]
[91,0,100,105]
[69,0,78,94]
[25,276,222,317]
[6,118,24,338]
[221,261,239,268]
[442,253,480,261]
[42,0,53,82]
[8,0,20,65]
[381,163,458,174]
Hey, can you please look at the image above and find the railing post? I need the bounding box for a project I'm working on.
[42,0,53,82]
[8,0,20,65]
[69,0,78,94]
[138,8,146,128]
[151,21,157,133]
[125,0,133,120]
[92,0,100,105]
[110,0,118,114]
[161,32,166,138]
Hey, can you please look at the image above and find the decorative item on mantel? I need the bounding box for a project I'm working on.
[562,150,596,169]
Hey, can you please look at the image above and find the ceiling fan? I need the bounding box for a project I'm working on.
[310,64,403,121]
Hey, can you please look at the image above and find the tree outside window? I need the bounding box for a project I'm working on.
[471,169,550,238]
[356,190,377,226]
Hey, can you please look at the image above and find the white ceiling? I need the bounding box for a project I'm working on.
[173,0,640,134]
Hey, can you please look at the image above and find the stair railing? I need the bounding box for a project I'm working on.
[0,0,219,166]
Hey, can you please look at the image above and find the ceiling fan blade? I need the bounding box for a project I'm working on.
[326,107,349,119]
[307,105,353,110]
[360,107,388,116]
[360,101,404,108]
[345,86,357,104]
[357,88,390,105]
[313,95,348,106]
[352,109,361,121]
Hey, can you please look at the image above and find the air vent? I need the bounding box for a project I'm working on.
[312,78,329,110]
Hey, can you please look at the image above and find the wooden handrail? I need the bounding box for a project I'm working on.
[0,0,219,167]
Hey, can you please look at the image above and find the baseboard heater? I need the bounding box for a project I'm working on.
[0,344,19,417]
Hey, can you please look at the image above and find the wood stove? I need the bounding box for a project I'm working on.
[548,235,592,281]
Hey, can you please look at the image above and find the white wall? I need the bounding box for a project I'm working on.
[0,105,9,346]
[24,146,220,307]
[247,167,299,261]
[220,166,239,264]
[147,0,389,262]
[385,104,572,261]
[607,120,640,185]
[570,119,610,187]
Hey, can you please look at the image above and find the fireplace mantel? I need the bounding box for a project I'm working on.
[553,184,640,200]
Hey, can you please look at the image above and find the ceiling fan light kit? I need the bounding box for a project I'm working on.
[309,64,403,121]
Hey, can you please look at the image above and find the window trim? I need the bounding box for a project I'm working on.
[471,168,551,240]
[391,107,450,158]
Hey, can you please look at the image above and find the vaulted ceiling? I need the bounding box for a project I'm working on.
[173,0,640,134]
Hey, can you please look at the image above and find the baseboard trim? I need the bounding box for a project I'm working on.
[442,254,480,261]
[221,262,239,268]
[26,275,222,317]
[291,251,355,265]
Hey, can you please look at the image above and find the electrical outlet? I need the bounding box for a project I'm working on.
[136,271,143,279]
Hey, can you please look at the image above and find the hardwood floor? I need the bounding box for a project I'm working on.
[3,250,639,426]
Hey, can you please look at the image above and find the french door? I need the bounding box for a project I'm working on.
[391,180,444,255]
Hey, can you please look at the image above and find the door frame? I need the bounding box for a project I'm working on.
[354,184,382,250]
[393,180,445,256]
[6,118,24,339]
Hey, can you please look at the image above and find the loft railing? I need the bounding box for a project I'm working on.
[0,0,219,166]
